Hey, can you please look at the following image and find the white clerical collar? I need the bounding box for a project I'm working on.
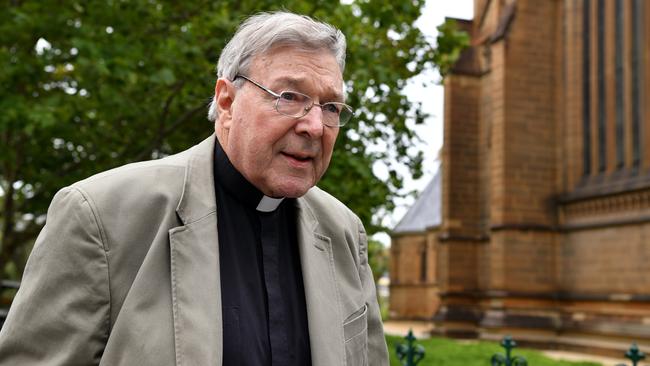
[256,195,285,212]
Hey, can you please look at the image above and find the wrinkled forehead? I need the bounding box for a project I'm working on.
[274,75,345,103]
[249,46,345,101]
[252,40,345,71]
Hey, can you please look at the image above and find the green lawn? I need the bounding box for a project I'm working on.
[386,335,603,366]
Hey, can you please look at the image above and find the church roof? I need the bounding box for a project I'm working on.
[392,169,441,234]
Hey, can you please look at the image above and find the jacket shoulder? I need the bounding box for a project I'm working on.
[58,147,196,253]
[74,148,191,196]
[71,146,191,204]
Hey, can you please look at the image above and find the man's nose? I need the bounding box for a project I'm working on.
[295,106,324,139]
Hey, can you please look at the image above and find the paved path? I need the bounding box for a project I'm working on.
[383,320,625,365]
[542,350,623,365]
[383,320,436,339]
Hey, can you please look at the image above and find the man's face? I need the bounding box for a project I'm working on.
[215,46,343,198]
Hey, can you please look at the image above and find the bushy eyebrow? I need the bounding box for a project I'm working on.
[273,76,344,103]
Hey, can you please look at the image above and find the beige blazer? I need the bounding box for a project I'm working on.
[0,135,388,366]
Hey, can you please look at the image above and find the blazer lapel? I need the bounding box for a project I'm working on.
[296,198,345,366]
[170,135,222,366]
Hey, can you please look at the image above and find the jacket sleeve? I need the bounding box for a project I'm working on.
[357,218,389,366]
[0,187,110,365]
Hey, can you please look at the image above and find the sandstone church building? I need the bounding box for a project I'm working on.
[390,0,650,355]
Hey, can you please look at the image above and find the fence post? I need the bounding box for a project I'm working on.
[395,329,425,366]
[617,343,646,366]
[490,335,528,366]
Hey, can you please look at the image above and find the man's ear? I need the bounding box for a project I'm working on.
[215,78,236,129]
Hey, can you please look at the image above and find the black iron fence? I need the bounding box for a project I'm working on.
[395,329,647,366]
[396,330,426,365]
[490,336,527,366]
[617,343,645,366]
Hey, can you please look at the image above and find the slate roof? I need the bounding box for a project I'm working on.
[392,169,441,234]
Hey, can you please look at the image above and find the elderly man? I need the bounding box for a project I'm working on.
[0,11,388,366]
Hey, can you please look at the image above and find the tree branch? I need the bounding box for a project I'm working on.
[160,81,186,127]
[1,128,22,251]
[132,101,209,162]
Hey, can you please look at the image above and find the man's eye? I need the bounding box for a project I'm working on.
[323,103,341,114]
[280,92,306,102]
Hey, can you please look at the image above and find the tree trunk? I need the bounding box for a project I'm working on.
[0,180,16,284]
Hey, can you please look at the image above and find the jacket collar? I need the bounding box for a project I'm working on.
[175,135,218,225]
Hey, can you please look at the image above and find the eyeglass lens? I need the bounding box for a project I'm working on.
[276,91,352,127]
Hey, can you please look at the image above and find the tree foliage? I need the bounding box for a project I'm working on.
[368,239,388,284]
[0,0,468,280]
[432,19,471,78]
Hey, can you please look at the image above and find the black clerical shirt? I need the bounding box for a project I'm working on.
[213,140,311,366]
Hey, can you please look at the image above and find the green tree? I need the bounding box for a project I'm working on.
[0,1,468,281]
[368,239,388,284]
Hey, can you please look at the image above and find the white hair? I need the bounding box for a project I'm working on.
[207,11,347,121]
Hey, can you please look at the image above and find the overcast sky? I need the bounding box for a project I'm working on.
[375,0,473,245]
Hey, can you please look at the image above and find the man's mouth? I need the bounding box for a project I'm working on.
[281,152,313,163]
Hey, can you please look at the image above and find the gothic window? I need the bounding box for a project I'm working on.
[582,0,591,175]
[615,0,625,169]
[597,0,606,173]
[632,0,643,168]
[581,0,645,177]
[420,243,427,283]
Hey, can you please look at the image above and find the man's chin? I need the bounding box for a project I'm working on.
[266,179,315,199]
[273,187,311,199]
